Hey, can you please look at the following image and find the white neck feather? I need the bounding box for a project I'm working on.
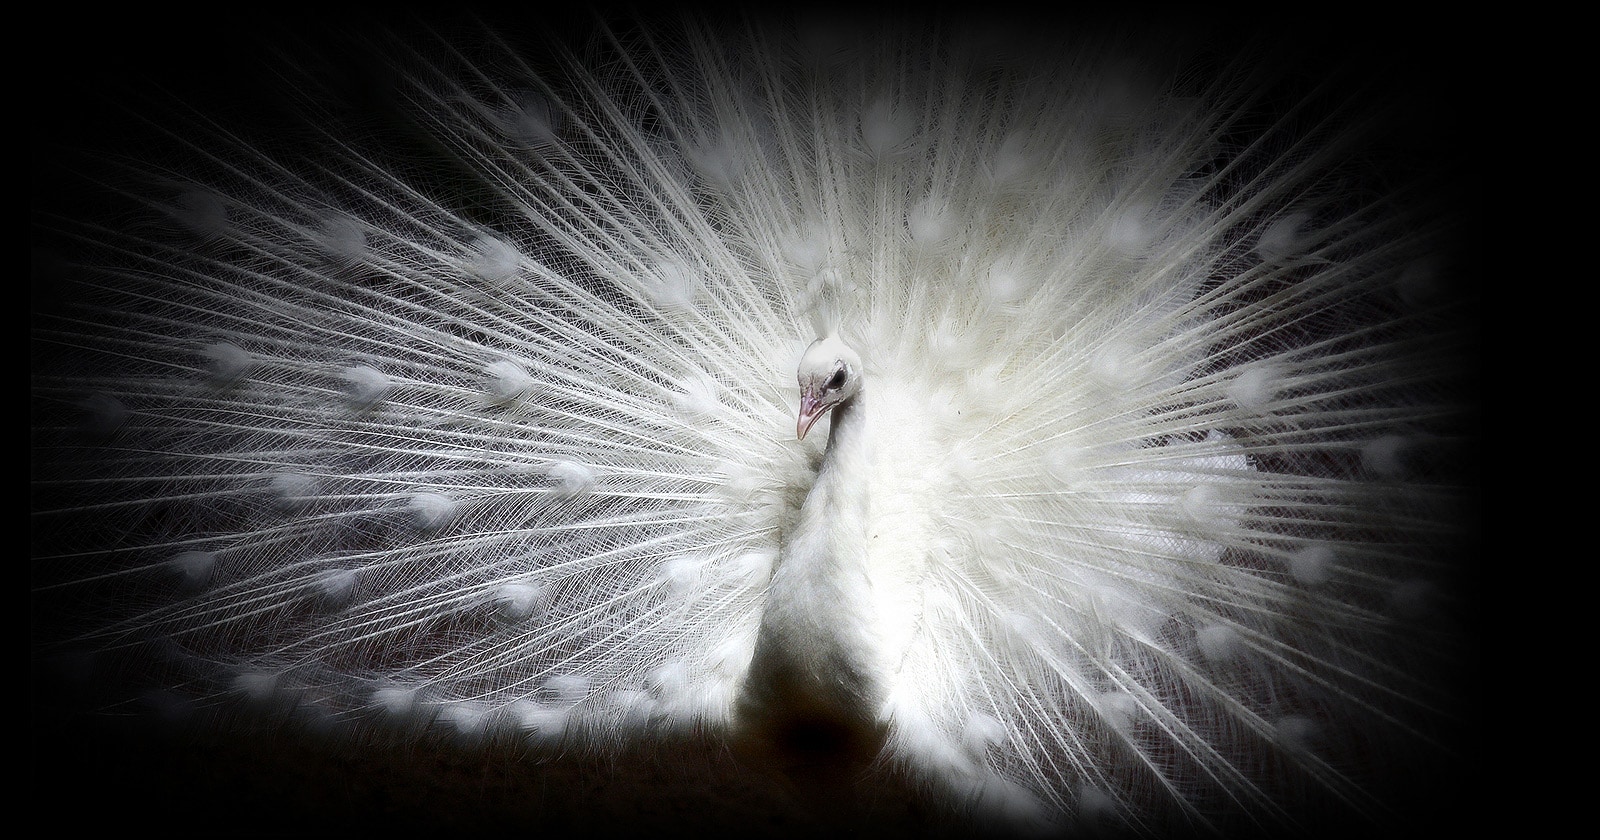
[740,390,884,738]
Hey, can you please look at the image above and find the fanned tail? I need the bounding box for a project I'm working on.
[33,12,1474,837]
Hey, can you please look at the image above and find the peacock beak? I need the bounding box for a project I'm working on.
[796,392,828,440]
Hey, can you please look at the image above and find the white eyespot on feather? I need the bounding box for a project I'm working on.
[545,459,596,498]
[685,132,745,191]
[657,554,708,598]
[407,492,457,531]
[497,91,560,148]
[314,215,368,264]
[270,472,318,512]
[981,256,1035,307]
[781,228,830,274]
[1288,544,1336,586]
[608,688,656,732]
[492,582,544,622]
[483,359,535,404]
[639,256,702,310]
[1106,203,1157,256]
[907,196,958,245]
[728,549,776,588]
[986,131,1037,186]
[1098,691,1140,734]
[372,686,424,721]
[1090,340,1148,391]
[508,699,569,745]
[1362,434,1413,479]
[438,701,492,741]
[1255,211,1315,262]
[1087,582,1168,644]
[1274,715,1319,753]
[1077,785,1119,823]
[167,551,217,590]
[141,690,197,725]
[974,777,1058,836]
[467,235,521,283]
[202,341,253,387]
[860,98,915,157]
[961,713,1009,763]
[1226,363,1282,411]
[1042,443,1087,485]
[542,674,591,706]
[1180,484,1226,529]
[340,364,391,411]
[1195,624,1242,663]
[710,633,756,680]
[231,671,281,705]
[645,661,689,699]
[673,372,722,418]
[312,568,358,607]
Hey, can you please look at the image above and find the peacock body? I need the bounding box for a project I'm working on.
[33,12,1475,837]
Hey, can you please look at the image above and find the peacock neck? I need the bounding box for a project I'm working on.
[819,390,865,462]
[738,388,882,754]
[791,389,871,608]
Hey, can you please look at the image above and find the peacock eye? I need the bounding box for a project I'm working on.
[826,369,846,390]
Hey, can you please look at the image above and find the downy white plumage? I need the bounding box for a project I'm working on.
[33,11,1475,837]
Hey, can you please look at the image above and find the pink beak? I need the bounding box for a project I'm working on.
[796,391,827,440]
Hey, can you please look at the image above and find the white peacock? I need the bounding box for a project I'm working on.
[32,12,1473,837]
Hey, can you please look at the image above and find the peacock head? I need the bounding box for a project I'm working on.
[795,334,862,440]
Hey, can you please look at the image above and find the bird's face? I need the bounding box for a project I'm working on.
[795,335,861,440]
